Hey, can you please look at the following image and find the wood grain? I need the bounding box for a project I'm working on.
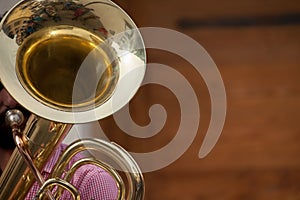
[100,0,300,199]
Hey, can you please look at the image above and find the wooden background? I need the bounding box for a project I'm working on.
[99,0,300,199]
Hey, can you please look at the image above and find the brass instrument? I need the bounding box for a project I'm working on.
[0,0,146,199]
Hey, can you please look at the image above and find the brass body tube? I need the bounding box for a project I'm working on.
[0,114,72,199]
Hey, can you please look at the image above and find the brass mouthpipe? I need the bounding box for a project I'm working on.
[0,114,72,200]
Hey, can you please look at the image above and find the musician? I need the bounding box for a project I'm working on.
[0,85,118,199]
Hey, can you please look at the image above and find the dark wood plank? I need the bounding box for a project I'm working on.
[98,0,300,199]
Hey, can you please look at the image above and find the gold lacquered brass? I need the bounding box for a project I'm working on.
[0,114,72,199]
[17,25,119,111]
[0,0,146,199]
[0,0,146,123]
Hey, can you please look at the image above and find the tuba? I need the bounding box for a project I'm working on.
[0,0,146,199]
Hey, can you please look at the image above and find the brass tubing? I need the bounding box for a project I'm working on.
[0,114,72,199]
[49,138,145,200]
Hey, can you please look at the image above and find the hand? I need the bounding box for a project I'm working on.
[0,89,18,115]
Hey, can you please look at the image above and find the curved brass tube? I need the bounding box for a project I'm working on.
[36,178,80,200]
[46,138,145,200]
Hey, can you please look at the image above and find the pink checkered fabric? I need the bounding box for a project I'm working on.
[25,144,118,200]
